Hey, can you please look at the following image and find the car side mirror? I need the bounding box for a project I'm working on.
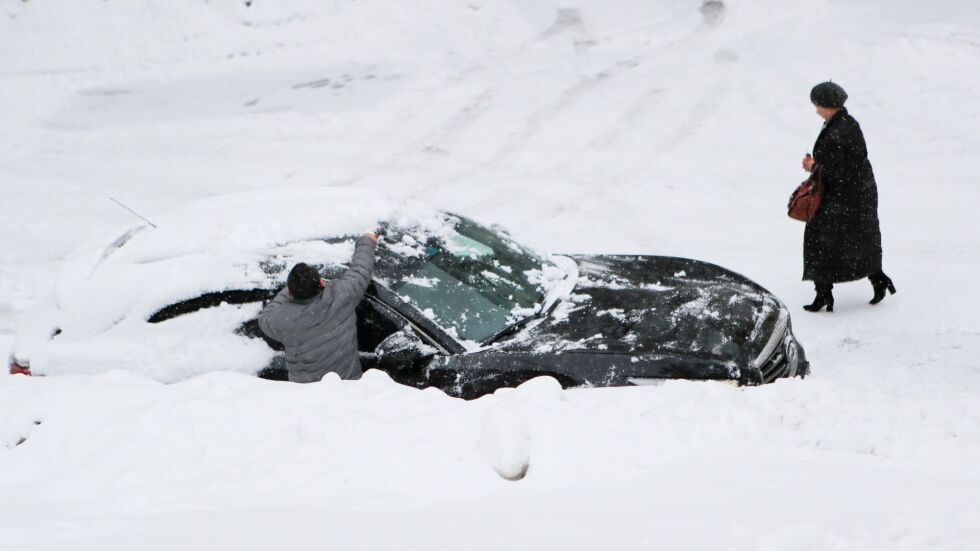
[374,327,434,370]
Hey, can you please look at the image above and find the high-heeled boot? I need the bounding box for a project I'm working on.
[804,282,834,312]
[869,271,897,305]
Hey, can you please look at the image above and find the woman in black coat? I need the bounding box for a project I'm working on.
[800,81,895,312]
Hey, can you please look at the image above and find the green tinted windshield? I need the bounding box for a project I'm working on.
[376,217,546,343]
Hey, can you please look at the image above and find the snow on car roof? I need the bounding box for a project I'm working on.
[115,187,429,262]
[52,187,444,336]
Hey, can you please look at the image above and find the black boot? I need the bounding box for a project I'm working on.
[804,282,834,312]
[869,271,897,305]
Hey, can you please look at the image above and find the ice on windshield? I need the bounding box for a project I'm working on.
[396,262,510,342]
[444,234,494,259]
[375,216,549,344]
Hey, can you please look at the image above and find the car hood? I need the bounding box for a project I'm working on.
[496,255,784,363]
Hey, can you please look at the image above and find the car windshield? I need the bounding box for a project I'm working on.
[375,216,547,343]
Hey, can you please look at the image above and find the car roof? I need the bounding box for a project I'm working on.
[51,187,446,334]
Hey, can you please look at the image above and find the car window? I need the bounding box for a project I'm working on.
[356,297,403,352]
[375,216,546,343]
[148,289,276,323]
[393,262,510,342]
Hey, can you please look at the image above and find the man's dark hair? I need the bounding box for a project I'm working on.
[287,263,321,300]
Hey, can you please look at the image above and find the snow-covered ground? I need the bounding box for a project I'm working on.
[2,1,978,549]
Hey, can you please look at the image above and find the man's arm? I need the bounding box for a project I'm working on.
[258,287,291,341]
[330,233,378,303]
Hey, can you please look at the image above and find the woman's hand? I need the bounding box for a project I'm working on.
[802,155,816,172]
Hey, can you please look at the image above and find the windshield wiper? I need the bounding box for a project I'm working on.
[482,313,544,346]
[482,295,563,346]
[482,263,574,346]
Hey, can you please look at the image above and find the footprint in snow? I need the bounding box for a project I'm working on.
[701,1,726,26]
[8,420,42,449]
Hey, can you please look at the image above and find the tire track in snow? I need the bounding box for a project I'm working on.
[339,85,495,189]
[484,11,730,170]
[416,87,495,155]
[587,85,666,148]
[657,81,729,152]
[372,4,598,166]
[371,5,712,200]
[487,71,611,163]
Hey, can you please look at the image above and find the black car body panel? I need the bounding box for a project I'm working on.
[424,349,739,399]
[497,255,781,361]
[393,255,806,397]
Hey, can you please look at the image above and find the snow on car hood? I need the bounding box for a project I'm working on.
[51,187,444,337]
[498,255,783,363]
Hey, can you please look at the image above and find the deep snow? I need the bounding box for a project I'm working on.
[1,1,979,549]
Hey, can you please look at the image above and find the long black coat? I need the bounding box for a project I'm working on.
[804,108,883,283]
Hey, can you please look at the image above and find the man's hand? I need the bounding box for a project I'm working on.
[802,154,816,172]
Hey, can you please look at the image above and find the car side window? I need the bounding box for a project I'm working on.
[148,289,286,353]
[148,289,276,323]
[356,295,404,352]
[151,286,410,356]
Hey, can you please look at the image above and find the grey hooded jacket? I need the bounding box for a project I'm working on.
[258,235,377,382]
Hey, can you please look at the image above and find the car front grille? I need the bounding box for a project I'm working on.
[759,333,800,383]
[761,349,788,382]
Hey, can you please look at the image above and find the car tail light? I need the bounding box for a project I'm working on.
[8,357,31,376]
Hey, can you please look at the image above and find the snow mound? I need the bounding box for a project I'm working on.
[479,401,531,481]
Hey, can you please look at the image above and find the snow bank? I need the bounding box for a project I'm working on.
[2,369,978,550]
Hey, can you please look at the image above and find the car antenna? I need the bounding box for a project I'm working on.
[109,197,158,228]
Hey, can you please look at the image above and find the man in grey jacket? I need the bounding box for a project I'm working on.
[259,233,378,382]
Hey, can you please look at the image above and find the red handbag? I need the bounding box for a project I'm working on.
[788,166,824,222]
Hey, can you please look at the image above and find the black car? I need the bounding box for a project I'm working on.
[248,219,806,397]
[10,191,807,397]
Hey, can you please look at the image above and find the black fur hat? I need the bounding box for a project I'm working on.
[810,81,848,108]
[287,263,321,300]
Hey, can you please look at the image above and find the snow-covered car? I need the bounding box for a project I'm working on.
[9,188,807,397]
